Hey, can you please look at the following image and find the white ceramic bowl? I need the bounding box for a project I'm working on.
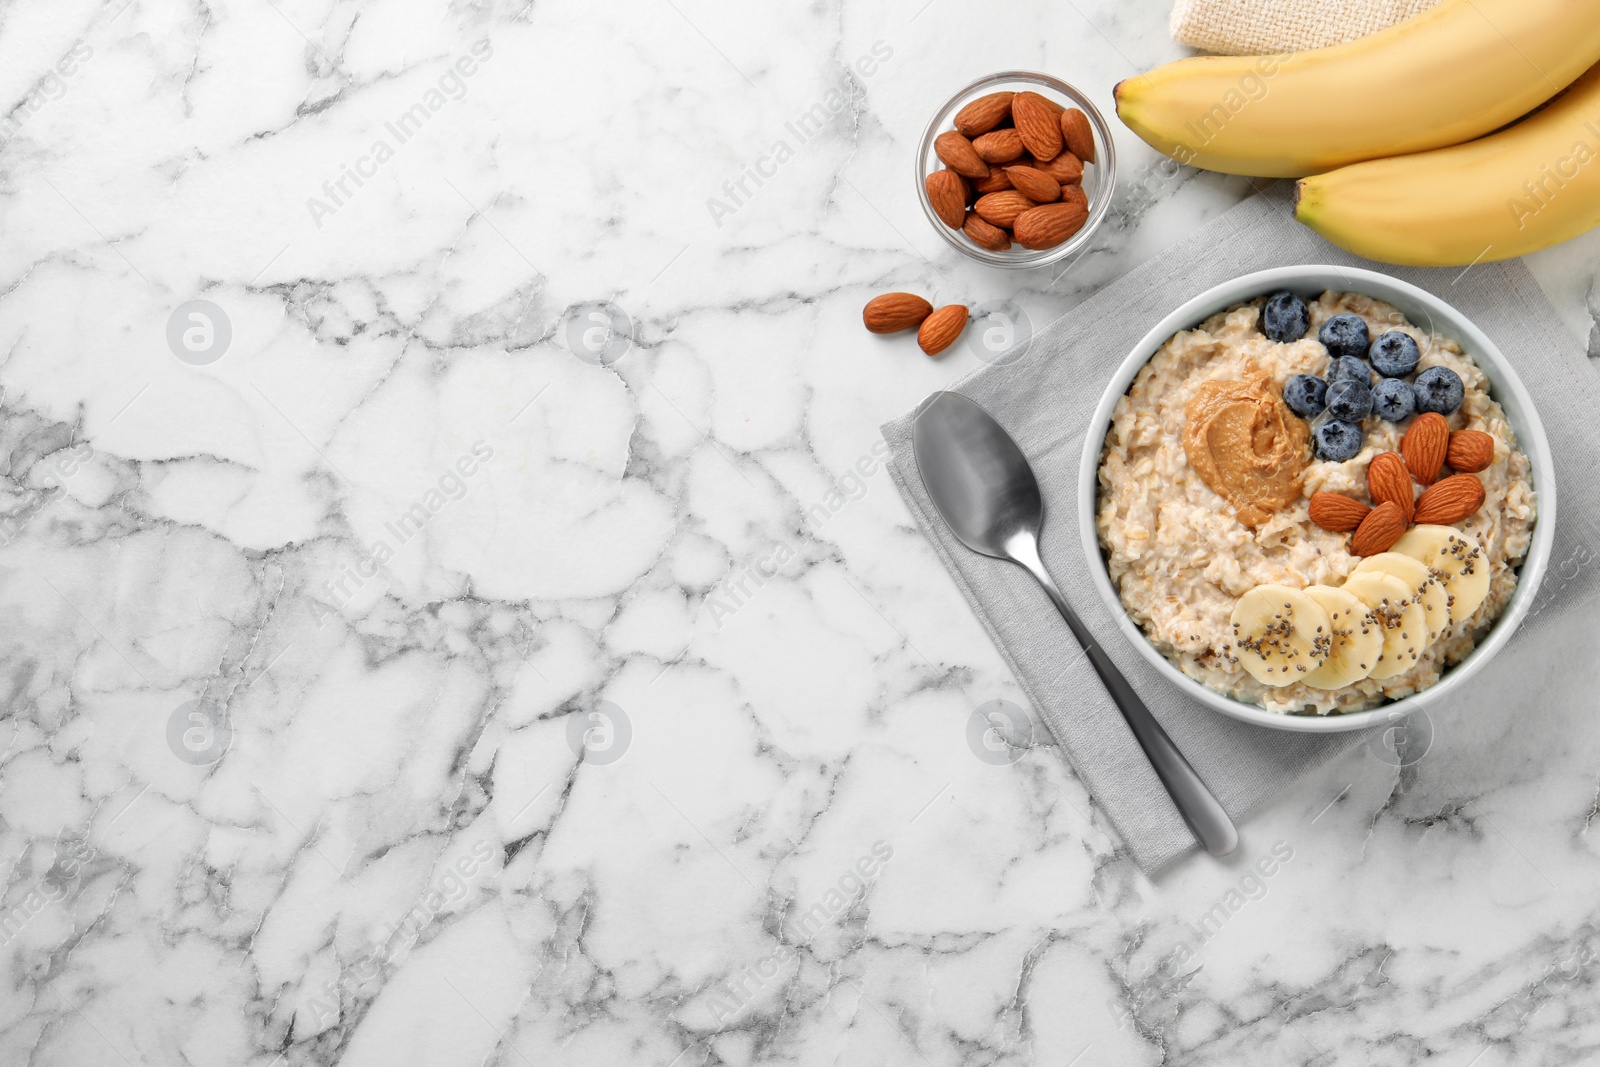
[1076,265,1556,733]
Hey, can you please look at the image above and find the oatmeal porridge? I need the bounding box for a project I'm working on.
[1095,290,1537,714]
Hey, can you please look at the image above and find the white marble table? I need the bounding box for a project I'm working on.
[3,1,1599,1065]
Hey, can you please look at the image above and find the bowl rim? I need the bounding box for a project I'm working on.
[915,71,1118,271]
[1075,264,1557,733]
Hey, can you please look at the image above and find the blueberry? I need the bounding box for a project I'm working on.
[1319,314,1370,358]
[1282,374,1326,418]
[1324,378,1372,422]
[1413,366,1464,415]
[1313,419,1364,463]
[1327,355,1373,385]
[1371,377,1415,422]
[1368,331,1420,377]
[1260,291,1311,343]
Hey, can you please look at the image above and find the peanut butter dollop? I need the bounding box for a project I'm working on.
[1182,373,1310,528]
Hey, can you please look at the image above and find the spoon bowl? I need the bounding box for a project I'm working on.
[912,392,1042,560]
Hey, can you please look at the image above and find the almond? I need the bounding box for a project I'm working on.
[1003,165,1061,203]
[1059,184,1088,212]
[924,169,966,229]
[1446,429,1495,473]
[972,168,1013,194]
[954,91,1014,137]
[917,304,968,356]
[1029,151,1083,186]
[974,190,1037,228]
[1011,92,1064,162]
[1401,412,1450,485]
[1366,451,1414,524]
[1308,491,1371,533]
[862,292,932,334]
[973,128,1025,164]
[963,212,1011,252]
[1013,200,1087,249]
[934,131,990,180]
[1031,93,1064,117]
[1413,473,1486,525]
[1059,108,1096,163]
[1351,500,1407,556]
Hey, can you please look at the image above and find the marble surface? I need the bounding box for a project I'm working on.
[2,1,1599,1065]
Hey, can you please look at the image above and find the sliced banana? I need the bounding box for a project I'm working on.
[1301,585,1384,689]
[1391,524,1491,622]
[1352,552,1451,643]
[1342,571,1428,680]
[1228,584,1331,687]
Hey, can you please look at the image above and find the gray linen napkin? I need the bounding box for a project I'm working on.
[881,182,1600,875]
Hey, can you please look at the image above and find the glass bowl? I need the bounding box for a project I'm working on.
[916,71,1118,270]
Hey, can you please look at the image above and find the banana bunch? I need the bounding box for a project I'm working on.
[1296,63,1600,265]
[1228,526,1489,690]
[1115,0,1600,264]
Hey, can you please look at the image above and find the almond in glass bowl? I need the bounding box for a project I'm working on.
[917,71,1117,269]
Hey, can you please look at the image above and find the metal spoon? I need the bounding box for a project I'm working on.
[912,391,1237,857]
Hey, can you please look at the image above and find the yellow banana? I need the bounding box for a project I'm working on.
[1295,61,1600,265]
[1114,0,1600,177]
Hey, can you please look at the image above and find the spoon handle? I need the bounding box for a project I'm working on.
[1008,535,1239,857]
